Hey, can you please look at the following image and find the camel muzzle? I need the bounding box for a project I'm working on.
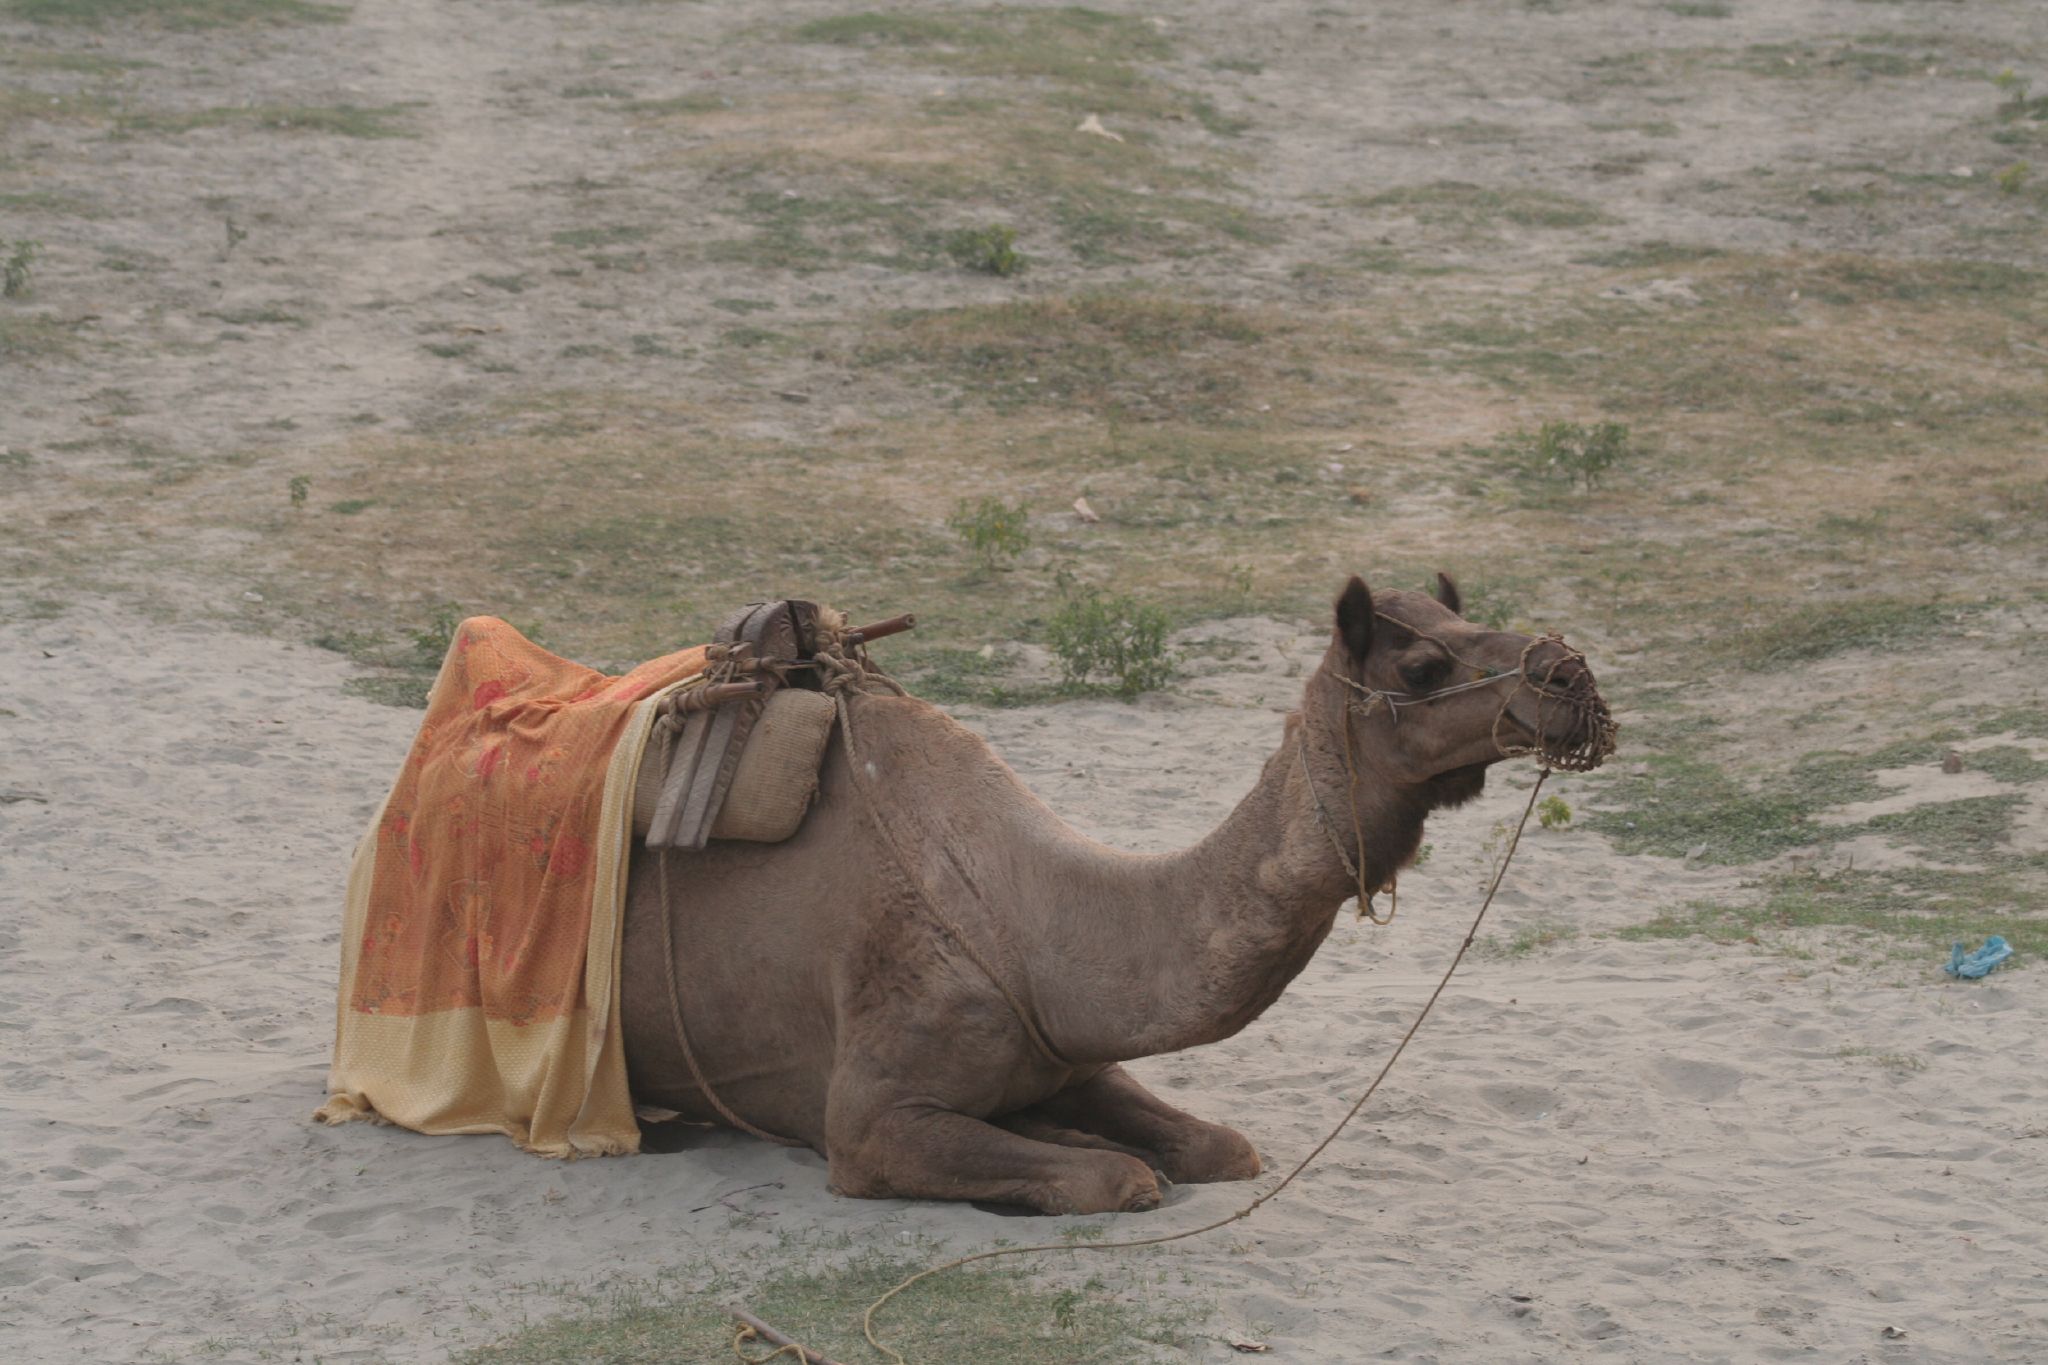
[1517,639,1616,772]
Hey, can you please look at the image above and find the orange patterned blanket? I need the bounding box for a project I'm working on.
[316,617,706,1156]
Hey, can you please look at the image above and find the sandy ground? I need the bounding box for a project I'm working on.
[5,0,2046,1359]
[4,603,2043,1363]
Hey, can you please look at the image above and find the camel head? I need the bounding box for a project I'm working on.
[1321,573,1616,798]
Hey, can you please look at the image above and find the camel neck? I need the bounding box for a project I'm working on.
[1031,684,1418,1063]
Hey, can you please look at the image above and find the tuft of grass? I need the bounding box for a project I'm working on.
[893,644,1055,707]
[0,311,76,359]
[1583,731,2035,868]
[1726,597,1969,671]
[1963,746,2048,783]
[705,187,937,273]
[551,224,652,249]
[625,92,729,116]
[117,103,413,138]
[1356,181,1611,231]
[1731,43,1925,81]
[1586,753,1821,864]
[1574,241,1722,268]
[454,1251,1192,1364]
[1475,918,1579,960]
[1620,864,2046,959]
[1865,795,2024,859]
[793,8,1172,105]
[2,0,346,27]
[0,83,112,135]
[204,303,307,327]
[1837,1047,1928,1074]
[858,293,1265,419]
[764,11,1266,265]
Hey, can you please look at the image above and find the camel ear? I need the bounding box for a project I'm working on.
[1335,576,1374,660]
[1434,571,1462,616]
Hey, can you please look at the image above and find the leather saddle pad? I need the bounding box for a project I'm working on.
[640,600,831,849]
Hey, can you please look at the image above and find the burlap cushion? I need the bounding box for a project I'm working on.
[632,687,836,844]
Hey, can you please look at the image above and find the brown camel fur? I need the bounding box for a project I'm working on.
[619,574,1610,1214]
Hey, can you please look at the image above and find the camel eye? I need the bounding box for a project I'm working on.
[1399,658,1448,690]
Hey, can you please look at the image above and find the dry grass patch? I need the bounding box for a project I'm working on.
[638,11,1265,270]
[2,0,345,25]
[664,91,1265,268]
[115,102,413,138]
[791,7,1177,119]
[0,81,111,134]
[1354,181,1613,232]
[856,293,1273,419]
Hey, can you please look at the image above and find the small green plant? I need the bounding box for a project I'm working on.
[1501,420,1635,490]
[946,495,1031,572]
[1047,588,1175,697]
[2,239,39,298]
[1537,794,1573,829]
[287,474,309,507]
[1995,161,2030,194]
[1221,562,1254,599]
[1993,69,2046,121]
[946,224,1026,276]
[407,602,465,668]
[1476,918,1578,959]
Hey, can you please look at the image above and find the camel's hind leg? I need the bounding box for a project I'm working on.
[828,1103,1163,1215]
[1035,1065,1262,1185]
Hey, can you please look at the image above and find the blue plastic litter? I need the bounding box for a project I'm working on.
[1944,936,2013,980]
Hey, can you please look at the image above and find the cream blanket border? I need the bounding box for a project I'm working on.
[315,676,696,1158]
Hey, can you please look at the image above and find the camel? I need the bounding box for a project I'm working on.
[619,574,1613,1214]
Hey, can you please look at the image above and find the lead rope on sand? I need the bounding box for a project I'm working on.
[834,767,1555,1365]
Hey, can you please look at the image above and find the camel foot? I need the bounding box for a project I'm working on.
[1031,1065,1264,1185]
[1036,1154,1162,1215]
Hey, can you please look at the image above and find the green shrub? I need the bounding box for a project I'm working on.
[1500,420,1634,490]
[946,224,1026,276]
[1047,589,1174,696]
[1537,794,1573,829]
[946,495,1031,571]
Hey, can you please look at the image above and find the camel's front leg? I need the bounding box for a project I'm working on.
[828,1102,1163,1215]
[1036,1065,1262,1185]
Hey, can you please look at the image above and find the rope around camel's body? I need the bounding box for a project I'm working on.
[853,768,1554,1365]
